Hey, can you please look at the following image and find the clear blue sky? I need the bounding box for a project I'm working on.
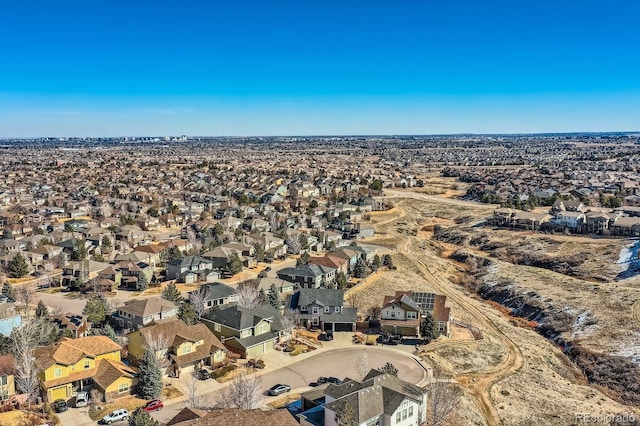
[1,1,639,137]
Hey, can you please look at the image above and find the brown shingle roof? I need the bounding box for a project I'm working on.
[119,298,177,317]
[34,336,122,370]
[93,359,137,390]
[166,408,299,426]
[0,354,16,377]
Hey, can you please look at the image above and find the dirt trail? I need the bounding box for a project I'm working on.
[369,197,522,426]
[380,188,499,209]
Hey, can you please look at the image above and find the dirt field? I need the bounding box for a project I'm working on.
[354,192,639,425]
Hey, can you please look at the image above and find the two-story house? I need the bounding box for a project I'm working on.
[286,289,356,332]
[202,304,284,358]
[278,264,336,289]
[34,336,136,402]
[113,261,153,290]
[116,297,179,331]
[48,313,90,338]
[0,355,16,403]
[166,256,220,284]
[166,407,299,426]
[61,260,112,288]
[297,369,427,426]
[188,282,237,311]
[127,318,226,377]
[382,291,451,337]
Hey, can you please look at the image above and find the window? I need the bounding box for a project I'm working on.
[335,306,340,313]
[312,317,319,325]
[118,383,129,394]
[408,406,413,417]
[181,345,191,355]
[301,306,308,312]
[84,360,90,370]
[0,389,8,401]
[0,376,6,386]
[54,368,62,378]
[396,412,401,422]
[214,323,221,332]
[391,311,395,317]
[312,307,319,314]
[402,408,407,420]
[324,306,330,313]
[407,311,417,319]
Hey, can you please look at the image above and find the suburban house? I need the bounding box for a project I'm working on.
[166,407,298,426]
[309,254,349,275]
[166,256,220,284]
[202,304,286,358]
[113,261,153,290]
[278,264,336,289]
[382,291,451,337]
[297,369,427,426]
[201,245,255,269]
[61,260,111,288]
[187,282,237,311]
[286,289,357,332]
[34,336,136,402]
[256,277,297,298]
[115,297,179,331]
[48,313,90,338]
[0,354,16,402]
[127,318,227,377]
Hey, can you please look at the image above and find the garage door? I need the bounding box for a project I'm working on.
[334,323,353,332]
[49,385,69,402]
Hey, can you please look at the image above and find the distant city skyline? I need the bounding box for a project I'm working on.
[1,1,639,137]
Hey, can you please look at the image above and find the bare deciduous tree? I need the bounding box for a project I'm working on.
[356,351,369,380]
[188,289,207,318]
[143,332,171,369]
[185,372,201,409]
[366,305,382,320]
[90,388,104,405]
[348,293,362,313]
[216,367,262,409]
[269,213,280,232]
[280,309,299,341]
[424,368,462,426]
[14,282,37,319]
[11,318,44,408]
[286,234,301,255]
[234,281,261,309]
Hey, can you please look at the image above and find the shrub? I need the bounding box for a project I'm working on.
[212,364,237,379]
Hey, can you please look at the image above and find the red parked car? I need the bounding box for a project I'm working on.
[142,400,163,411]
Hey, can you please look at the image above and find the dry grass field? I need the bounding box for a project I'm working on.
[355,190,640,425]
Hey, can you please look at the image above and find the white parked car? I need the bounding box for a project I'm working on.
[100,409,128,424]
[75,391,88,408]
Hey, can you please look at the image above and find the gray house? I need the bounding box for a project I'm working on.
[166,256,219,284]
[277,264,336,289]
[286,288,356,332]
[188,282,238,311]
[116,297,178,330]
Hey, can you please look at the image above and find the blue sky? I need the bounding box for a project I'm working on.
[1,1,639,137]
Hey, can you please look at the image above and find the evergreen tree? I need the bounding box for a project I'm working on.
[101,235,112,253]
[129,407,158,426]
[1,282,15,302]
[72,239,88,261]
[336,400,357,426]
[379,362,399,376]
[336,272,348,290]
[258,288,267,305]
[373,254,382,270]
[35,300,48,318]
[137,351,163,400]
[161,282,183,302]
[178,302,197,326]
[99,324,119,343]
[382,254,394,269]
[10,253,30,278]
[420,311,440,344]
[162,246,182,263]
[83,294,109,325]
[353,258,367,279]
[137,273,149,291]
[268,284,280,309]
[225,253,243,275]
[253,243,265,262]
[296,251,310,266]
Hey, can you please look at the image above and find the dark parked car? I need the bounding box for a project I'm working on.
[326,377,342,385]
[142,399,163,411]
[318,331,334,341]
[267,384,291,396]
[265,266,272,272]
[51,399,68,413]
[195,369,210,380]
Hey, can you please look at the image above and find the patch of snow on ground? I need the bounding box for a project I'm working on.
[617,242,634,265]
[571,311,598,339]
[615,331,640,365]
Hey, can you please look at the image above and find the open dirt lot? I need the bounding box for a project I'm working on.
[354,190,639,425]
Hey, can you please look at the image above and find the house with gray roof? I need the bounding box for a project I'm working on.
[201,304,284,358]
[115,297,178,330]
[166,256,220,283]
[278,264,336,289]
[188,282,238,311]
[286,288,356,332]
[297,369,427,426]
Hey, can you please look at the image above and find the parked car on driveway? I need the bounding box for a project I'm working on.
[142,399,163,411]
[195,369,210,380]
[75,391,88,408]
[99,409,128,424]
[51,399,68,413]
[267,384,291,396]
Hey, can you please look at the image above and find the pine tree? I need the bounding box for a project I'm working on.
[336,272,348,289]
[161,282,183,302]
[296,251,310,266]
[225,253,243,275]
[35,300,48,318]
[379,362,399,376]
[1,282,15,302]
[101,235,112,253]
[178,302,197,326]
[258,288,267,305]
[373,254,382,270]
[83,294,108,325]
[137,351,163,400]
[420,311,440,344]
[129,407,158,426]
[100,324,119,343]
[72,239,88,261]
[382,254,394,269]
[268,284,280,309]
[137,273,149,291]
[253,244,265,262]
[10,253,30,278]
[353,258,367,278]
